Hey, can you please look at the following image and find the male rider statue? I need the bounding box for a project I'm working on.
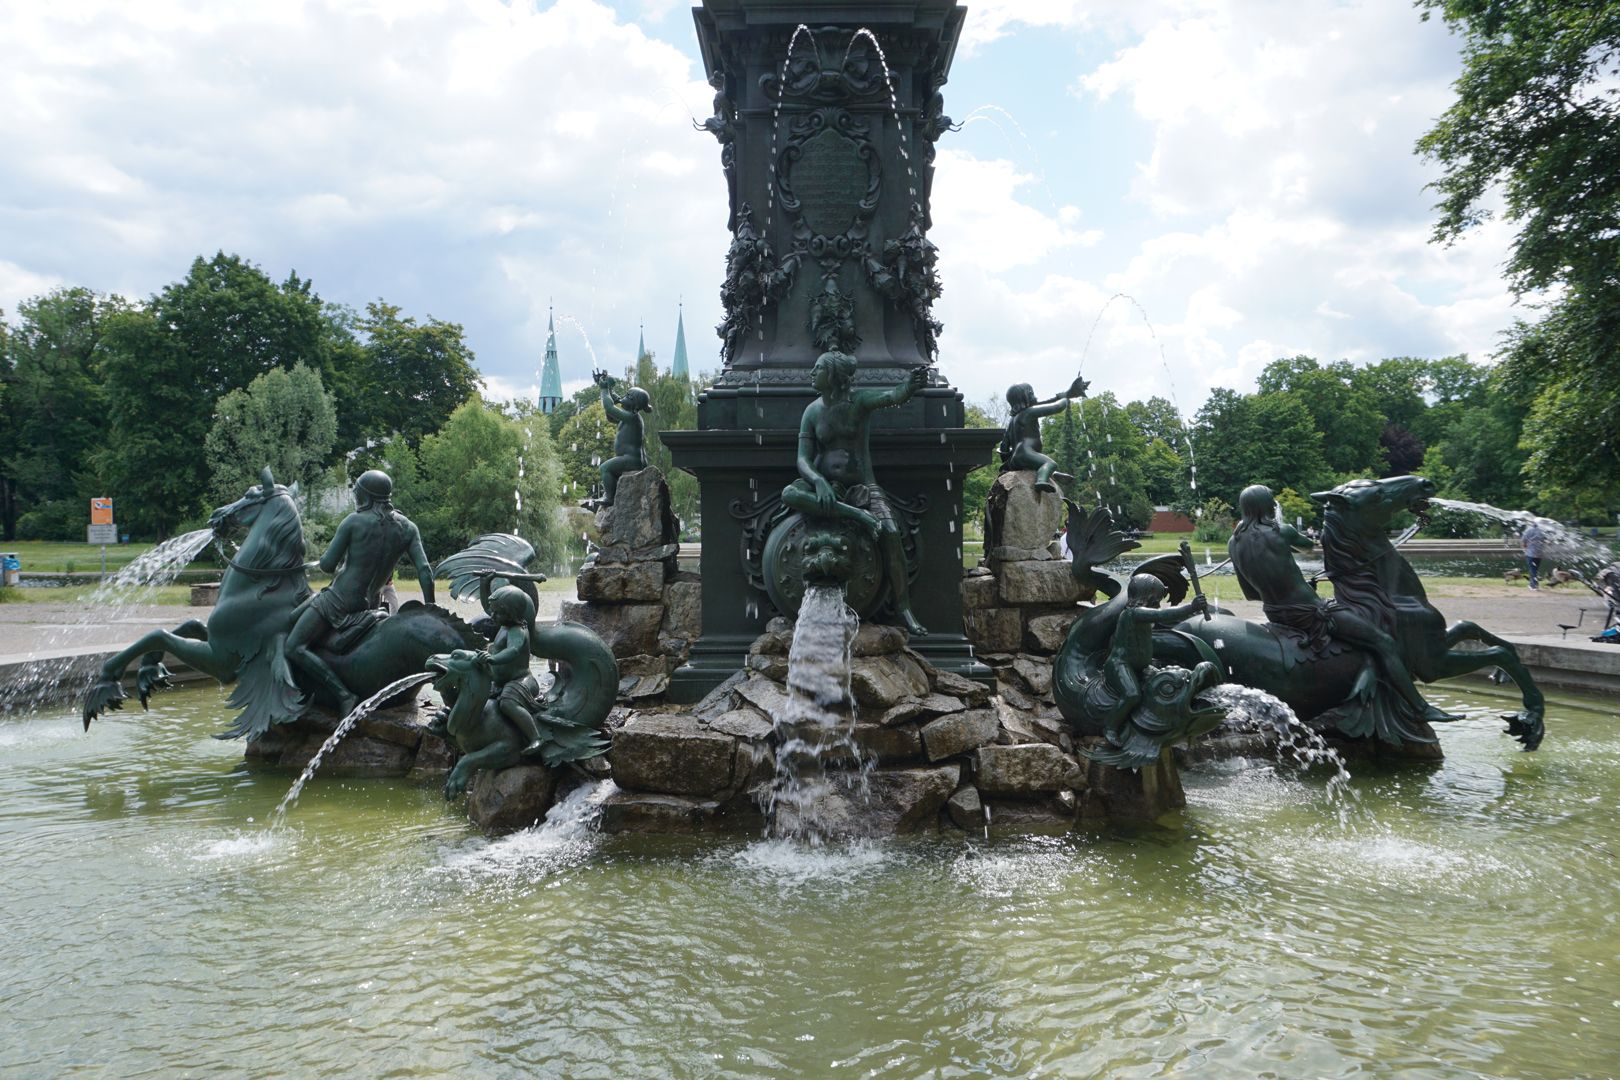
[781,351,929,637]
[1227,484,1457,725]
[286,469,435,716]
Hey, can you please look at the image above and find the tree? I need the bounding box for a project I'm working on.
[204,363,338,504]
[97,254,342,536]
[1123,396,1187,448]
[1418,0,1620,513]
[336,301,483,453]
[1,288,126,539]
[391,397,565,568]
[1040,394,1154,528]
[960,402,1000,532]
[555,401,614,504]
[1189,387,1330,506]
[1256,356,1384,476]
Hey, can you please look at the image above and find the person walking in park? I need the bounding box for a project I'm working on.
[1521,519,1546,590]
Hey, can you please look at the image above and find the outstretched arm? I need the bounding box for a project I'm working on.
[485,626,528,667]
[1137,596,1209,624]
[1279,522,1315,552]
[1024,399,1071,421]
[409,524,434,604]
[601,388,634,423]
[855,366,929,411]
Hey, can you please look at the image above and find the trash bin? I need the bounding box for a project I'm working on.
[1,553,20,588]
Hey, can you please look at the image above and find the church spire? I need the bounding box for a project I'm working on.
[538,303,563,414]
[671,300,689,380]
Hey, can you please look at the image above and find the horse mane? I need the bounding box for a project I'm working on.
[1320,502,1399,626]
[238,490,305,569]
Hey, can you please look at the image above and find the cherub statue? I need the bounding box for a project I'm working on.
[592,370,653,508]
[475,580,549,757]
[1090,573,1209,746]
[999,377,1089,493]
[781,351,930,636]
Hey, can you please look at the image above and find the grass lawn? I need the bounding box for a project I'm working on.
[3,540,159,573]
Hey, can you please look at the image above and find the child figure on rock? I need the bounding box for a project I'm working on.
[475,578,548,758]
[593,370,654,507]
[1000,376,1089,494]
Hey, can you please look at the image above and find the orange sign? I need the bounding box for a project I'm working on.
[90,497,114,525]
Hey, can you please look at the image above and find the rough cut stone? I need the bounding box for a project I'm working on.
[874,698,924,727]
[598,467,678,550]
[577,561,665,603]
[985,796,1077,832]
[988,471,1067,552]
[1079,743,1186,823]
[593,542,680,566]
[467,765,557,834]
[853,721,924,762]
[997,679,1035,712]
[1011,656,1054,697]
[1024,613,1075,654]
[735,674,790,719]
[930,668,992,706]
[851,624,907,657]
[559,600,662,658]
[661,580,702,638]
[406,730,458,779]
[690,669,748,721]
[708,707,774,741]
[749,629,794,657]
[356,710,426,748]
[608,713,736,796]
[991,544,1056,563]
[974,743,1083,796]
[961,573,997,611]
[806,765,958,836]
[998,560,1082,606]
[921,707,999,762]
[964,607,1022,654]
[946,785,983,831]
[618,673,669,700]
[850,654,930,708]
[914,692,967,717]
[746,652,790,681]
[598,791,723,834]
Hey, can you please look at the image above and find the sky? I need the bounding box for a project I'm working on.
[0,0,1525,420]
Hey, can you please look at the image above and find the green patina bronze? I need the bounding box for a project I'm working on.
[593,370,653,507]
[777,351,930,636]
[1054,475,1547,765]
[82,467,484,738]
[999,377,1089,494]
[1053,507,1225,768]
[429,533,617,795]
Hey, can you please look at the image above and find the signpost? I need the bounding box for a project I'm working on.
[89,498,115,576]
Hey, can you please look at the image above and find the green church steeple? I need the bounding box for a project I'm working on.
[539,305,563,414]
[672,302,689,380]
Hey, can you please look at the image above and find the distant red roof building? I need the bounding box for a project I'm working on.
[1150,507,1194,533]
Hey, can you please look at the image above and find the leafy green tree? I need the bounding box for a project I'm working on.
[389,397,565,568]
[1189,388,1330,508]
[1257,356,1384,476]
[204,363,337,504]
[1041,394,1154,528]
[1140,437,1187,507]
[1123,396,1186,448]
[960,402,1000,532]
[1,288,126,539]
[335,301,483,453]
[555,400,614,504]
[97,254,342,536]
[1418,0,1620,514]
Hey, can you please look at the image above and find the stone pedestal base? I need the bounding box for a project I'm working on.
[243,700,453,779]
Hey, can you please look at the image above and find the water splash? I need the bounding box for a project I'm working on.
[1201,683,1357,819]
[270,672,437,822]
[762,584,869,842]
[0,528,216,715]
[1428,498,1616,578]
[436,779,615,878]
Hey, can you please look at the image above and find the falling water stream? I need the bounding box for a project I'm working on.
[0,528,216,715]
[763,584,868,841]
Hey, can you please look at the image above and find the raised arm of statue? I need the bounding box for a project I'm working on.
[409,523,434,605]
[856,365,928,412]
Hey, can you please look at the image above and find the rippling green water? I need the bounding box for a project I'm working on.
[2,682,1617,1077]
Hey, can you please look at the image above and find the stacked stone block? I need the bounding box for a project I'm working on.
[559,467,700,701]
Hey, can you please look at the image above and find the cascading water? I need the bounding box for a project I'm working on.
[1201,683,1357,819]
[1428,497,1616,577]
[0,528,216,715]
[763,584,869,842]
[270,671,438,822]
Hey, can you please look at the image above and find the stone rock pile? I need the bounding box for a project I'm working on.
[595,615,1159,835]
[560,467,700,702]
[244,699,456,781]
